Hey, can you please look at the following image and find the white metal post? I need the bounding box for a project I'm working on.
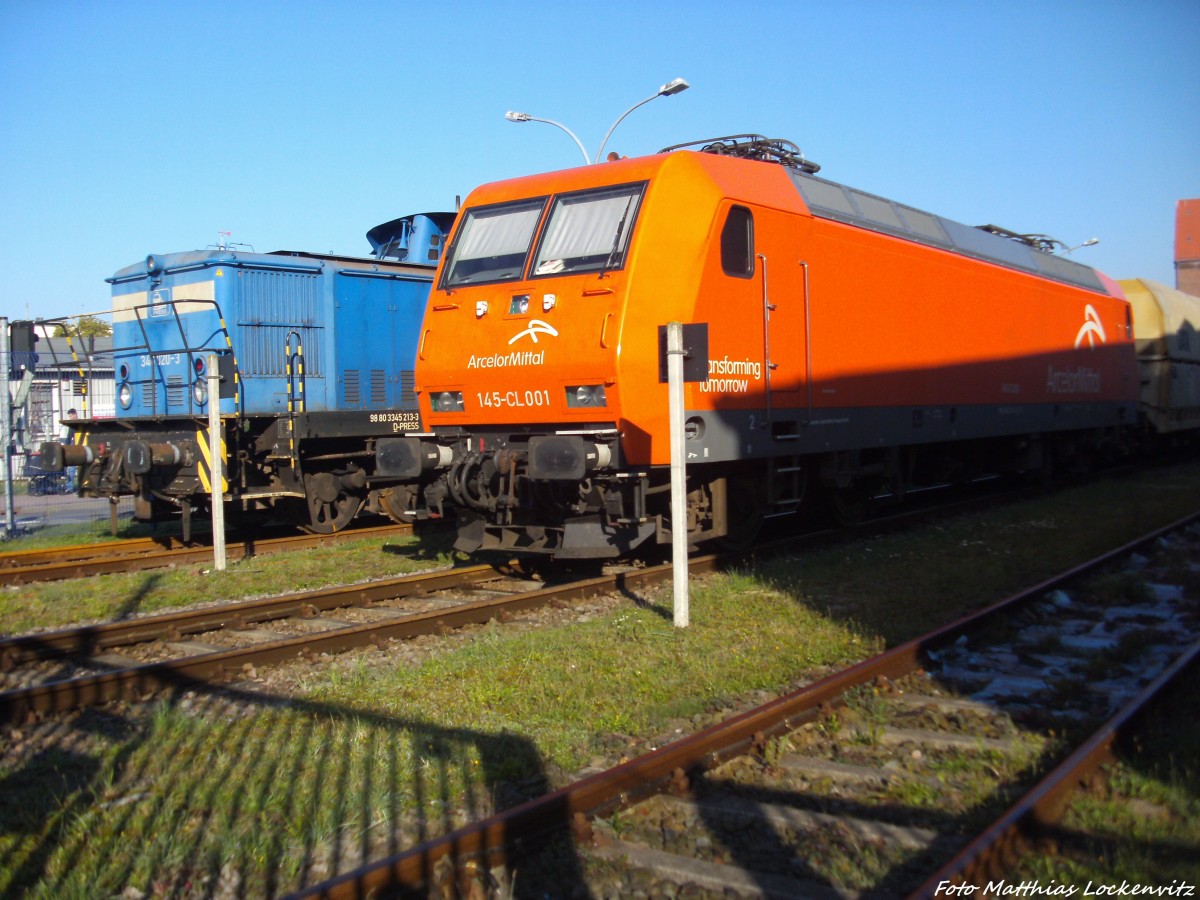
[0,318,13,540]
[667,322,689,627]
[207,354,226,571]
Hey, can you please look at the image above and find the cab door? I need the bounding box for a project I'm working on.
[754,206,811,426]
[701,204,767,416]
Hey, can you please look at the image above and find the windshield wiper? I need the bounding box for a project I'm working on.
[599,196,635,279]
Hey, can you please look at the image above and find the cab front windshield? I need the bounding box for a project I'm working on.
[441,182,645,288]
[441,197,545,287]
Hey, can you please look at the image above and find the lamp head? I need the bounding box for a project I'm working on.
[505,111,532,122]
[658,78,689,96]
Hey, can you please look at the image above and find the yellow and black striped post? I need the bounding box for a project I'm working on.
[285,332,305,463]
[62,327,90,420]
[195,425,228,495]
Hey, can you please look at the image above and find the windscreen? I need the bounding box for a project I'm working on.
[441,197,547,287]
[532,183,645,277]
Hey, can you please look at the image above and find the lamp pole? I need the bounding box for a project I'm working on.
[595,78,689,163]
[504,111,590,165]
[505,78,689,164]
[1,318,12,540]
[1062,238,1100,256]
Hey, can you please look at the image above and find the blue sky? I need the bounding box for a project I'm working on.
[1,0,1197,325]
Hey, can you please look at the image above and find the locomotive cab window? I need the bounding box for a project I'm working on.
[441,197,547,288]
[721,205,754,277]
[531,182,646,278]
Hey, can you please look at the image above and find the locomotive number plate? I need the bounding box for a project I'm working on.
[476,389,552,409]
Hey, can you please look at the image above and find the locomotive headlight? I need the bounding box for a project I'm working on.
[566,384,607,408]
[192,379,208,406]
[432,391,464,412]
[118,383,133,409]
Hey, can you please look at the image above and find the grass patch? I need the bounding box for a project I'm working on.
[1,462,1198,894]
[1,697,511,898]
[1,517,160,552]
[756,465,1200,644]
[0,580,874,898]
[312,573,876,770]
[0,531,457,635]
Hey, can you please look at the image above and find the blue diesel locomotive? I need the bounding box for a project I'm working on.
[39,213,455,537]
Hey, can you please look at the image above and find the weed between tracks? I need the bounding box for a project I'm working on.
[1,517,160,552]
[1,463,1199,896]
[0,530,458,635]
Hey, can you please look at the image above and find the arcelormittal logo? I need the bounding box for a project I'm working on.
[508,320,559,345]
[1074,305,1107,349]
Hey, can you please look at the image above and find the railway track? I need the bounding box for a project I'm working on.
[0,470,1103,589]
[0,562,516,723]
[0,485,1041,726]
[0,550,741,725]
[0,477,1159,726]
[0,521,415,586]
[284,513,1200,899]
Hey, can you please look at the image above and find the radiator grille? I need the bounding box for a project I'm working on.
[166,375,185,407]
[237,270,323,376]
[370,370,387,404]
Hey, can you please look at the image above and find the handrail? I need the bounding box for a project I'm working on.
[115,298,241,418]
[284,330,305,464]
[59,330,92,420]
[758,253,775,423]
[800,260,812,425]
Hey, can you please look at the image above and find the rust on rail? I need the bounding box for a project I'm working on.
[0,522,414,586]
[287,511,1200,900]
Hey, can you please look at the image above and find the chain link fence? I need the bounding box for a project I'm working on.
[2,474,135,544]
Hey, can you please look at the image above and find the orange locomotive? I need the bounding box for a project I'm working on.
[389,136,1138,557]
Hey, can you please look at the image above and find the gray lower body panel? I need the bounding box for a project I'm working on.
[681,401,1133,464]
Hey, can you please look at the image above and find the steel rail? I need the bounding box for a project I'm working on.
[0,458,1041,580]
[908,639,1200,896]
[0,522,414,586]
[0,521,384,567]
[0,535,192,566]
[0,552,729,724]
[0,562,496,667]
[0,480,1021,661]
[284,510,1200,900]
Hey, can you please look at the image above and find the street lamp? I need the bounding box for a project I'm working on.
[504,111,590,165]
[595,78,689,163]
[504,78,690,165]
[1061,237,1100,255]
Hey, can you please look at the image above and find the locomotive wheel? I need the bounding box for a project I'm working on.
[302,471,363,534]
[826,482,869,526]
[378,485,417,524]
[716,476,767,551]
